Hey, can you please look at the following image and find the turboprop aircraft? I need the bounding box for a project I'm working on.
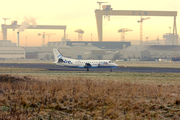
[53,48,118,71]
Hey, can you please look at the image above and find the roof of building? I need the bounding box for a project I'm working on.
[0,47,25,51]
[124,45,180,52]
[148,45,180,51]
[22,47,40,52]
[123,45,150,51]
[67,46,100,52]
[57,45,105,55]
[0,40,16,47]
[79,45,102,51]
[66,41,131,49]
[0,47,25,53]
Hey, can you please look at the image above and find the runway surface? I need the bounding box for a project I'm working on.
[0,63,180,73]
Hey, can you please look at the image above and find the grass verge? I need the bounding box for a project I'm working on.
[0,74,180,119]
[1,67,180,119]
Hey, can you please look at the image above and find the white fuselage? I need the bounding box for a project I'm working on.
[56,58,118,68]
[53,48,118,70]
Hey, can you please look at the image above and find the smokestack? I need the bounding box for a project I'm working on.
[17,32,19,47]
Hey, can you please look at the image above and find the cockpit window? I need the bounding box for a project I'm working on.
[109,61,114,63]
[58,59,64,63]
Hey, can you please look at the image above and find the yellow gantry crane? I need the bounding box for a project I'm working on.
[38,32,56,46]
[118,28,133,41]
[137,16,150,45]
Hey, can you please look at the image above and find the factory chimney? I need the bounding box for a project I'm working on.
[17,32,19,47]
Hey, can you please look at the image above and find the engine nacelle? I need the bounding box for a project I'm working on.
[84,63,91,68]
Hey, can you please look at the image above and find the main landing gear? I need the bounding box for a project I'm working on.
[110,68,113,72]
[87,68,89,71]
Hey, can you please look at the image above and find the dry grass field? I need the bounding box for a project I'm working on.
[0,67,180,119]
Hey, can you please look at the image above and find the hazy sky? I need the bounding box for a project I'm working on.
[0,0,179,46]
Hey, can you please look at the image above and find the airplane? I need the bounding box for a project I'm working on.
[53,48,118,71]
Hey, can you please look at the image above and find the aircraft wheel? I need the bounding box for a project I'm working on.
[110,68,113,72]
[87,68,89,71]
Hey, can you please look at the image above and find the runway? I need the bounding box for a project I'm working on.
[0,63,180,73]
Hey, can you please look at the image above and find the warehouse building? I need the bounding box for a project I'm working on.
[0,40,16,47]
[57,45,106,60]
[0,39,123,60]
[46,41,131,50]
[44,41,130,60]
[163,33,179,45]
[22,45,107,60]
[0,47,25,59]
[122,45,148,59]
[66,41,131,50]
[122,45,180,60]
[23,47,40,59]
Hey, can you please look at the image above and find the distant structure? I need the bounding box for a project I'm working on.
[74,29,84,41]
[137,17,150,45]
[38,32,56,46]
[146,37,149,44]
[169,26,172,34]
[38,32,46,46]
[163,26,179,45]
[17,32,19,47]
[122,45,180,61]
[163,33,179,45]
[157,36,159,45]
[95,5,177,42]
[118,28,133,41]
[3,18,10,24]
[102,5,112,21]
[91,34,93,41]
[1,21,66,42]
[97,1,108,10]
[0,40,16,47]
[46,33,56,43]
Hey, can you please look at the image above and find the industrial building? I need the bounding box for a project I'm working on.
[40,45,106,60]
[0,40,16,47]
[0,47,25,59]
[0,5,178,61]
[58,45,106,59]
[41,41,131,60]
[2,39,180,61]
[23,47,40,59]
[163,33,179,45]
[46,41,131,50]
[122,45,180,60]
[0,45,106,60]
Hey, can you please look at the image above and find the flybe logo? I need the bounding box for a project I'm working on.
[64,60,72,64]
[57,54,72,64]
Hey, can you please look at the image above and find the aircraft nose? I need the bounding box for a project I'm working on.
[114,63,118,67]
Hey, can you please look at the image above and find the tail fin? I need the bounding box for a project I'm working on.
[53,48,63,63]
